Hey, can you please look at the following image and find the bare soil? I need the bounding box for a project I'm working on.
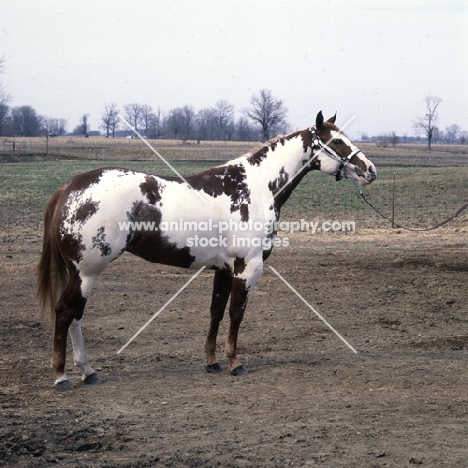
[1,225,468,467]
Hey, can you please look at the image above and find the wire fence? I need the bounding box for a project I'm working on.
[1,140,468,232]
[0,137,255,162]
[283,164,468,231]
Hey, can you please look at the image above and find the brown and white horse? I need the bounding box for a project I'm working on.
[37,111,376,390]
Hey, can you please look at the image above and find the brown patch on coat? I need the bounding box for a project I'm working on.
[300,129,313,152]
[91,226,112,257]
[268,165,311,216]
[58,230,85,264]
[268,166,289,194]
[233,257,246,275]
[74,199,99,225]
[185,164,251,221]
[140,175,163,205]
[66,167,106,193]
[246,134,289,166]
[350,153,368,174]
[124,200,195,268]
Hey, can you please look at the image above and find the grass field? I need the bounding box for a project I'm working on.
[3,135,468,163]
[1,137,468,230]
[1,136,256,161]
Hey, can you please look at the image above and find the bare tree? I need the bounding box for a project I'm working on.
[140,104,154,137]
[432,126,441,144]
[235,117,255,142]
[57,118,67,136]
[124,103,142,133]
[146,107,162,139]
[0,56,12,136]
[460,131,468,145]
[375,135,389,148]
[43,117,67,136]
[80,114,89,137]
[101,103,119,138]
[244,89,288,142]
[214,99,234,140]
[181,104,195,140]
[165,107,184,140]
[42,117,64,154]
[445,124,461,144]
[73,114,89,136]
[11,105,42,136]
[196,108,215,141]
[0,95,10,136]
[414,95,442,149]
[389,131,399,147]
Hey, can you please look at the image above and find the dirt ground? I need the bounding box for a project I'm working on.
[1,224,468,467]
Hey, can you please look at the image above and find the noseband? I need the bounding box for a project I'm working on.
[310,127,361,181]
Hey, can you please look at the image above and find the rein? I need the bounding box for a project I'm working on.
[310,126,468,231]
[354,182,468,232]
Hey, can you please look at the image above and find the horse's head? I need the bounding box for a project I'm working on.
[308,111,376,186]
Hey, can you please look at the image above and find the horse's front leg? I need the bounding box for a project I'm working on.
[225,258,263,376]
[205,270,232,373]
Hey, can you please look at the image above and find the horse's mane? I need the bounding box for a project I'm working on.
[247,130,302,162]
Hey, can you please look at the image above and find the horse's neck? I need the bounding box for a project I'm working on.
[241,132,311,208]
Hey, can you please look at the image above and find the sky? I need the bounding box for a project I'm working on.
[1,0,467,139]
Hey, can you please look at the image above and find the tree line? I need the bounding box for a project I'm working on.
[0,78,290,143]
[0,59,466,146]
[355,96,467,148]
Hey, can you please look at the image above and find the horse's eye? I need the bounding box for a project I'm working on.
[333,139,343,145]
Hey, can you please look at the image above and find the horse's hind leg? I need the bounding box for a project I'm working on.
[204,270,232,373]
[69,318,99,385]
[52,271,96,390]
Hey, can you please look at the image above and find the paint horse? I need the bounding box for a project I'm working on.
[37,111,377,390]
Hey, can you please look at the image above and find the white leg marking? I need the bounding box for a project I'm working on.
[69,319,96,379]
[54,374,69,385]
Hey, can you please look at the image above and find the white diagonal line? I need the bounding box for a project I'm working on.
[268,266,358,354]
[117,266,206,354]
[118,114,208,203]
[268,115,357,204]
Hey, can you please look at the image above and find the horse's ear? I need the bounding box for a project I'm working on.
[326,113,337,124]
[316,111,324,129]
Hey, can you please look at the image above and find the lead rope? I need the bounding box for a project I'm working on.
[354,182,468,232]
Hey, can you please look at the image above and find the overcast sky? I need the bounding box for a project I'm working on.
[1,0,467,139]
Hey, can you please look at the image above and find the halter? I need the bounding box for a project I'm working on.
[310,127,362,181]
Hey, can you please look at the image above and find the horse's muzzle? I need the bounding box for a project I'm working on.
[355,164,377,185]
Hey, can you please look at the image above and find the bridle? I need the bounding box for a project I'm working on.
[306,127,468,231]
[309,126,362,181]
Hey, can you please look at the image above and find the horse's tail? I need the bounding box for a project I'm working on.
[37,186,69,327]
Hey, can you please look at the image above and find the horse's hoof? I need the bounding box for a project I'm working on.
[230,365,248,376]
[84,372,100,385]
[54,379,74,391]
[205,363,223,373]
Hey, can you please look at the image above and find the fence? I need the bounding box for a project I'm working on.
[1,139,468,232]
[0,137,255,162]
[283,163,468,231]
